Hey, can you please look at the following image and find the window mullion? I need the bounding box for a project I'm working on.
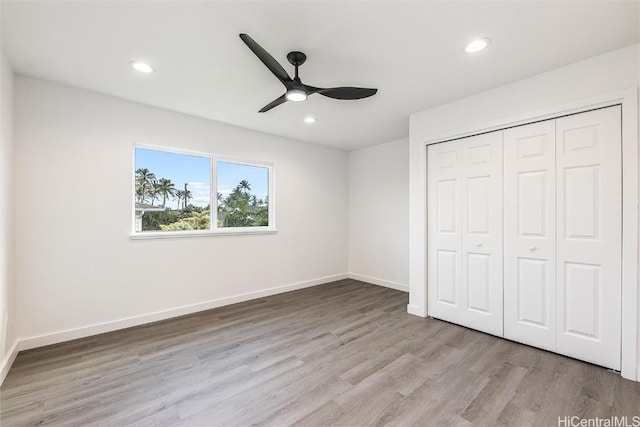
[211,157,217,231]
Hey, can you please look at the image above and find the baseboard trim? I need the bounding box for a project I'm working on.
[348,273,408,292]
[0,340,19,386]
[18,273,349,351]
[407,304,426,317]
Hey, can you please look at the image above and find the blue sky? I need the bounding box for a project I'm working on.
[217,161,269,202]
[135,148,268,208]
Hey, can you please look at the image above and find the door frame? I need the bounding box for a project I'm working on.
[408,87,638,381]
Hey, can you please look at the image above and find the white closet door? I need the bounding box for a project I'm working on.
[427,132,503,335]
[503,121,556,351]
[427,141,463,324]
[556,106,622,370]
[460,132,503,336]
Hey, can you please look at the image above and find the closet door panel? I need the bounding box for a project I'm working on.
[427,141,463,324]
[503,121,556,350]
[556,106,622,370]
[460,132,503,336]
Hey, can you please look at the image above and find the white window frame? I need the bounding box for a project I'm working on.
[130,144,276,239]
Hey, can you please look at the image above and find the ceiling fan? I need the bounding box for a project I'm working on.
[239,33,377,113]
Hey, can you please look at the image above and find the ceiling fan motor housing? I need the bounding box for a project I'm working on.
[287,51,307,67]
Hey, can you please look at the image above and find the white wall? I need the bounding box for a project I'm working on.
[14,77,348,347]
[0,49,16,381]
[348,138,408,291]
[0,51,16,384]
[408,43,640,378]
[410,44,640,141]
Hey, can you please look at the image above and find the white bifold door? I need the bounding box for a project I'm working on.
[503,121,557,352]
[429,105,622,370]
[427,131,503,336]
[503,106,621,370]
[555,107,622,370]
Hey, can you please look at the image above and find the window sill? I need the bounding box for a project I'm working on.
[129,228,277,240]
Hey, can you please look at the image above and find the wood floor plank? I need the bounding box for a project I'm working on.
[2,279,639,426]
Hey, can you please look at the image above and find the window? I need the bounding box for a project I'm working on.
[216,161,269,228]
[133,146,274,236]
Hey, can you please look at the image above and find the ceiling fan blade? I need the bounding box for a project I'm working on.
[259,94,287,113]
[239,34,292,86]
[316,87,377,100]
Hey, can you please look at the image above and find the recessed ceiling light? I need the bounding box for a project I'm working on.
[464,38,491,53]
[285,89,307,102]
[304,116,316,124]
[129,60,154,73]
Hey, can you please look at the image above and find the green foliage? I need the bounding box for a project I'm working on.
[159,211,210,231]
[141,210,182,231]
[218,181,268,228]
[137,166,267,231]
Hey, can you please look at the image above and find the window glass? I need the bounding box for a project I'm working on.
[217,161,269,228]
[134,148,211,232]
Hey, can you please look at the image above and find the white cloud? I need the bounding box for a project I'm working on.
[185,182,210,207]
[217,185,234,196]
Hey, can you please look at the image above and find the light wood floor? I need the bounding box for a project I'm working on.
[1,279,639,426]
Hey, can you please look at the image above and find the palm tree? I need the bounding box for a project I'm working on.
[174,190,184,210]
[135,168,156,203]
[217,192,224,212]
[231,186,243,199]
[156,178,176,207]
[149,183,160,206]
[183,189,193,209]
[239,179,251,195]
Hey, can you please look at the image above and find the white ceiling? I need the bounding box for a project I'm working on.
[1,1,638,151]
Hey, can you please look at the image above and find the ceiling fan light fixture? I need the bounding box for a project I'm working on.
[285,89,307,102]
[464,37,491,53]
[129,60,154,73]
